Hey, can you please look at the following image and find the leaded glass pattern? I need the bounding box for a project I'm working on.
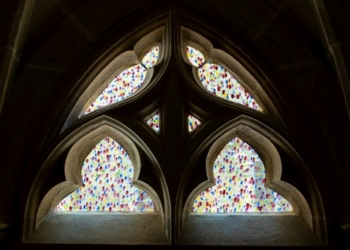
[83,46,160,115]
[192,138,292,213]
[185,46,262,111]
[57,137,154,212]
[188,114,201,132]
[142,46,159,68]
[187,46,205,67]
[146,112,160,133]
[198,63,262,111]
[84,65,147,115]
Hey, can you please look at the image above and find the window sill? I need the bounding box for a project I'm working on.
[25,212,169,244]
[177,213,323,246]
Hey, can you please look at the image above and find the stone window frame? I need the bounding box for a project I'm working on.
[24,116,171,244]
[175,115,326,245]
[38,124,164,223]
[180,27,284,124]
[182,124,313,229]
[182,122,312,227]
[23,12,327,245]
[24,15,173,244]
[175,26,325,244]
[61,26,166,132]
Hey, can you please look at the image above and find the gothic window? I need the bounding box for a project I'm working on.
[25,16,322,246]
[186,46,262,111]
[56,136,155,212]
[192,138,292,213]
[83,46,160,116]
[25,26,170,245]
[83,64,147,115]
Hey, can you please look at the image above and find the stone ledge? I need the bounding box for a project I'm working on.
[178,214,324,246]
[25,212,168,244]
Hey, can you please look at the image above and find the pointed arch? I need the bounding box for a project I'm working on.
[176,115,326,243]
[180,27,282,122]
[191,137,292,213]
[79,27,164,117]
[184,124,306,218]
[61,23,170,132]
[20,10,328,246]
[24,116,171,244]
[37,124,162,221]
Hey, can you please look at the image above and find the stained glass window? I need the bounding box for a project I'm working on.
[187,46,205,67]
[57,137,154,212]
[142,46,159,69]
[188,114,201,132]
[192,138,292,213]
[84,65,147,115]
[186,46,262,111]
[146,112,160,133]
[198,63,262,111]
[83,46,160,115]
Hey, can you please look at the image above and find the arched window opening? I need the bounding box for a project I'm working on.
[83,65,147,115]
[83,46,160,116]
[186,46,262,111]
[24,15,325,244]
[146,111,160,133]
[57,136,154,212]
[198,63,262,111]
[178,120,320,245]
[28,121,170,244]
[188,114,201,132]
[192,137,291,213]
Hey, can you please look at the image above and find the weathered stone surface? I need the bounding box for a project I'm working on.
[178,214,323,246]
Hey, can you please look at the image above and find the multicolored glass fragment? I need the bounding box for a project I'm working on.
[84,65,147,115]
[198,63,262,111]
[187,46,205,67]
[57,137,154,212]
[146,112,160,133]
[142,46,159,69]
[188,114,201,132]
[192,138,292,213]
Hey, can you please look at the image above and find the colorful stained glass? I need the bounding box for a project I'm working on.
[198,63,262,111]
[146,112,160,133]
[142,46,159,69]
[57,137,154,212]
[192,138,292,213]
[187,46,205,67]
[188,114,201,132]
[84,65,147,115]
